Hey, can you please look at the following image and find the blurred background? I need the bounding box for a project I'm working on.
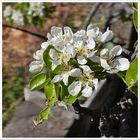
[2,2,137,137]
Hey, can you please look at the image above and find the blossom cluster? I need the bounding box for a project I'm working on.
[29,25,130,98]
[28,2,45,17]
[4,6,24,26]
[3,3,50,26]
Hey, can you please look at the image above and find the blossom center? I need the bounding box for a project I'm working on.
[77,46,87,56]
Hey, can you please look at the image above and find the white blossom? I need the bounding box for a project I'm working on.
[52,68,82,86]
[73,29,96,65]
[3,6,12,18]
[47,26,76,70]
[87,25,113,43]
[49,44,75,70]
[29,25,130,99]
[29,60,44,73]
[100,28,113,43]
[100,45,130,73]
[68,81,82,96]
[87,27,102,41]
[11,10,24,26]
[28,2,45,17]
[68,65,98,97]
[29,42,49,73]
[47,26,74,52]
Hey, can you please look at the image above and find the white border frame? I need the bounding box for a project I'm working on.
[0,1,2,139]
[0,0,139,139]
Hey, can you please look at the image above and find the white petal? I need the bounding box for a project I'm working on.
[100,28,113,43]
[74,30,87,42]
[61,53,71,64]
[89,55,100,63]
[87,27,100,39]
[107,69,119,74]
[29,61,43,73]
[41,42,49,50]
[64,26,73,41]
[51,26,62,37]
[52,75,63,83]
[51,63,57,71]
[62,73,69,86]
[87,24,93,31]
[100,58,110,70]
[115,58,130,71]
[86,50,96,58]
[77,56,87,65]
[51,59,61,70]
[100,48,109,59]
[109,45,122,58]
[47,33,52,41]
[49,49,60,60]
[75,30,86,36]
[50,37,64,52]
[80,65,93,73]
[68,81,82,96]
[65,44,76,58]
[69,68,82,77]
[74,41,83,49]
[87,38,96,49]
[4,6,12,17]
[82,86,93,97]
[33,49,44,60]
[92,78,98,90]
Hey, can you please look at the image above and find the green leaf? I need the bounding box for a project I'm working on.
[133,3,138,32]
[64,93,82,104]
[54,83,62,99]
[117,71,127,84]
[43,45,54,69]
[133,3,138,10]
[33,107,51,125]
[68,58,78,67]
[87,60,107,79]
[53,65,62,74]
[131,81,138,96]
[125,57,138,89]
[26,16,32,24]
[133,10,138,32]
[64,95,78,104]
[104,42,114,50]
[54,82,69,101]
[60,83,69,100]
[29,73,47,91]
[39,107,51,120]
[44,82,58,106]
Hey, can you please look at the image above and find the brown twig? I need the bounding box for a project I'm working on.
[2,24,47,40]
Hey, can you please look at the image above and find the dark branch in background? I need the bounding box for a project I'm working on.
[130,40,137,61]
[128,26,138,61]
[82,3,100,30]
[2,24,47,40]
[105,12,120,29]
